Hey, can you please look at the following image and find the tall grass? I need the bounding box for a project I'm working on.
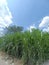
[0,29,49,65]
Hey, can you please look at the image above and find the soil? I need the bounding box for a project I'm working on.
[0,51,23,65]
[0,51,49,65]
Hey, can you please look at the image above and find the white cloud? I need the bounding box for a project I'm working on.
[0,0,13,34]
[39,16,49,28]
[43,27,49,32]
[39,16,49,32]
[27,25,36,32]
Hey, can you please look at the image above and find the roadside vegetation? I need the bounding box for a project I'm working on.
[0,25,49,65]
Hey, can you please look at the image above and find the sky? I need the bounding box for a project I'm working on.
[7,0,49,31]
[0,0,12,35]
[0,0,49,34]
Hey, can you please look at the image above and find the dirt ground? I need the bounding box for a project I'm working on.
[43,60,49,65]
[0,51,49,65]
[0,51,23,65]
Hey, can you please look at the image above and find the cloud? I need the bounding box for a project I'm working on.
[43,27,49,32]
[27,25,36,32]
[39,16,49,28]
[0,0,13,34]
[39,16,49,32]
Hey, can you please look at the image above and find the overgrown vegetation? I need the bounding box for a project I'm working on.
[0,27,49,65]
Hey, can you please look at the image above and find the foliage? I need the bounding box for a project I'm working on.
[0,29,49,65]
[5,25,23,34]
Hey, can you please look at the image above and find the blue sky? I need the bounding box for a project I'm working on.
[7,0,49,30]
[0,0,49,34]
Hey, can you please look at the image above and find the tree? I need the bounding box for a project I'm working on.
[5,25,23,34]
